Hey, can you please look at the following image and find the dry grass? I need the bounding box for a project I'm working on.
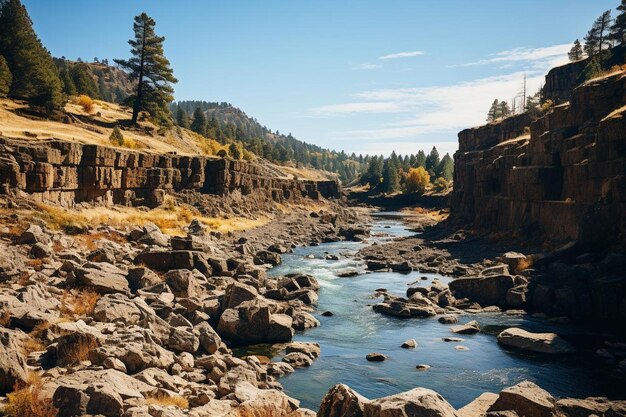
[22,336,46,356]
[61,290,101,318]
[5,373,57,417]
[29,201,269,237]
[56,335,98,365]
[145,392,189,409]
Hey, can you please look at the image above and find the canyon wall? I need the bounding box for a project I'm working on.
[0,137,340,208]
[451,69,626,250]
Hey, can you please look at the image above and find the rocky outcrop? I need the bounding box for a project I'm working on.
[496,328,576,355]
[451,69,626,250]
[0,137,340,208]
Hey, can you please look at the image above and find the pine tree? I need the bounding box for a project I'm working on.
[499,101,511,118]
[425,146,440,176]
[415,150,426,168]
[0,0,63,112]
[568,39,584,61]
[70,63,99,98]
[437,153,454,181]
[190,107,207,136]
[585,11,612,56]
[611,0,626,45]
[109,125,124,146]
[115,13,177,125]
[59,67,76,96]
[487,99,500,121]
[176,107,189,128]
[0,54,11,97]
[382,158,399,193]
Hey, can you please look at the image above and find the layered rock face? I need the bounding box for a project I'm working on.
[451,70,626,249]
[0,137,339,208]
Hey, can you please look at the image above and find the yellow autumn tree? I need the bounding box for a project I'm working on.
[405,167,430,195]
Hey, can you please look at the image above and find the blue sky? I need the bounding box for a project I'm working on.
[23,0,616,156]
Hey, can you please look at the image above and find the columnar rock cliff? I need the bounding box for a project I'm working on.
[0,137,339,207]
[451,69,626,250]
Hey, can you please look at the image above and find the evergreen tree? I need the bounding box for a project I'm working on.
[568,39,584,61]
[176,107,189,128]
[70,63,99,98]
[190,107,207,136]
[611,0,626,45]
[382,158,399,193]
[115,13,177,125]
[109,125,124,146]
[0,0,63,112]
[0,54,11,97]
[59,67,76,96]
[229,143,242,160]
[425,146,440,176]
[585,11,612,56]
[499,101,511,118]
[438,153,454,181]
[487,99,500,121]
[415,150,426,168]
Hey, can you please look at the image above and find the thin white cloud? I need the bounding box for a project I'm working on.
[352,63,382,70]
[454,44,570,68]
[311,102,402,116]
[379,50,425,60]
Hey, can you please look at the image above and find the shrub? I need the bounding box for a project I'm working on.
[540,99,554,112]
[216,149,228,158]
[405,167,430,195]
[61,290,101,318]
[433,177,451,192]
[109,125,125,146]
[229,143,242,160]
[77,94,95,113]
[5,374,57,417]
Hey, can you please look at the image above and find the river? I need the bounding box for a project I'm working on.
[259,212,618,410]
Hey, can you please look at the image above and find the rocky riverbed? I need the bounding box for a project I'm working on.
[0,196,624,417]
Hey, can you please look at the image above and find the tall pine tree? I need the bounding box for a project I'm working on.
[190,107,207,136]
[0,0,63,112]
[487,99,500,121]
[115,13,177,125]
[611,1,626,45]
[425,147,440,176]
[585,11,612,56]
[382,158,399,193]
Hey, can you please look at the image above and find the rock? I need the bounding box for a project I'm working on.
[165,269,204,298]
[126,267,162,292]
[266,362,295,378]
[497,328,576,354]
[455,346,470,351]
[75,262,129,295]
[168,326,200,353]
[556,397,626,417]
[363,387,458,417]
[366,353,386,362]
[438,315,459,324]
[103,357,127,373]
[451,320,480,335]
[93,294,142,324]
[488,380,556,417]
[17,224,50,245]
[292,311,320,330]
[0,328,29,392]
[449,275,515,307]
[318,384,369,417]
[253,250,281,266]
[415,364,431,371]
[337,269,359,278]
[30,242,52,258]
[196,322,225,354]
[286,341,321,359]
[322,311,334,317]
[499,252,529,275]
[282,352,313,368]
[458,392,498,417]
[401,339,417,349]
[136,223,169,247]
[442,337,464,343]
[87,247,116,263]
[217,299,294,344]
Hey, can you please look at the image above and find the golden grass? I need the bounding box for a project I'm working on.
[61,290,101,318]
[145,392,189,409]
[56,335,98,365]
[22,337,46,356]
[29,201,269,236]
[0,307,11,327]
[5,373,57,417]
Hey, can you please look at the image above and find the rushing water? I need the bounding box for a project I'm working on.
[262,212,620,410]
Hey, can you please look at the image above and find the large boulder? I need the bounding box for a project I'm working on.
[0,328,29,392]
[165,269,205,298]
[363,388,459,417]
[254,250,282,266]
[497,328,575,355]
[488,381,556,417]
[217,299,294,345]
[318,384,369,417]
[449,275,515,307]
[17,224,51,245]
[75,262,129,295]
